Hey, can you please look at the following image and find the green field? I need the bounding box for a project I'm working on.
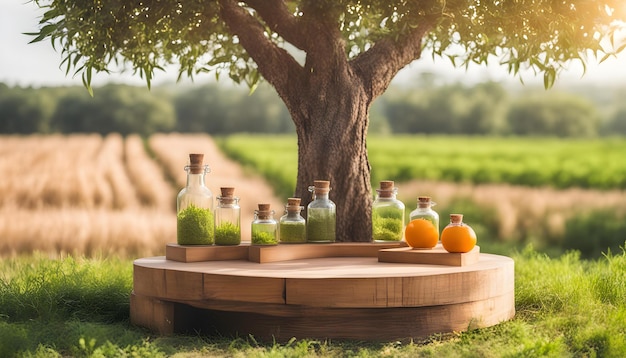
[217,135,626,198]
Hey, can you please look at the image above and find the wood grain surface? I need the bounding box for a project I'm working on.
[132,245,515,341]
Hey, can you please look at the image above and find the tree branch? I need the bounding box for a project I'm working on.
[219,0,304,98]
[242,0,307,51]
[351,19,437,99]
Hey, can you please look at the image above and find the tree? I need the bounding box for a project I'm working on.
[50,84,176,135]
[602,104,626,136]
[0,87,54,134]
[507,93,600,137]
[31,0,626,241]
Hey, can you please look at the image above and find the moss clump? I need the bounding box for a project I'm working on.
[215,222,241,245]
[372,207,404,242]
[280,222,306,243]
[177,205,214,245]
[306,209,335,242]
[251,228,277,245]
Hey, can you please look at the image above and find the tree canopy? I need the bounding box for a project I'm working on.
[32,0,626,91]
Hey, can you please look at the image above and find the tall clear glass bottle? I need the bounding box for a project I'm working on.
[279,197,306,244]
[372,180,405,242]
[215,187,241,246]
[306,180,336,243]
[176,153,214,245]
[251,203,278,245]
[409,196,439,238]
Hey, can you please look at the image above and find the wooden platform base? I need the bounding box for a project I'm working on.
[131,243,515,342]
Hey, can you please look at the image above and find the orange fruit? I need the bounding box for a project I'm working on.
[441,224,477,253]
[404,218,439,249]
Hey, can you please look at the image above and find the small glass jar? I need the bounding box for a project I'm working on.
[279,197,306,243]
[306,180,336,243]
[176,153,214,245]
[214,187,241,246]
[441,214,477,253]
[409,196,439,239]
[251,203,278,245]
[372,180,405,242]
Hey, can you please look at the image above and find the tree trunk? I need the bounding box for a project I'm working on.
[218,0,432,241]
[293,92,373,242]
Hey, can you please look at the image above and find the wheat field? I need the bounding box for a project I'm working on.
[0,134,172,257]
[0,133,281,258]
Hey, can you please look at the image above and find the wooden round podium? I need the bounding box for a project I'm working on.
[130,243,514,342]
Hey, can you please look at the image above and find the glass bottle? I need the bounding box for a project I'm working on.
[279,197,306,244]
[372,180,405,242]
[214,187,241,246]
[441,214,477,253]
[251,203,278,245]
[306,180,336,243]
[409,196,439,239]
[176,153,214,245]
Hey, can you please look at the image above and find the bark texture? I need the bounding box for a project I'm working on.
[219,0,435,241]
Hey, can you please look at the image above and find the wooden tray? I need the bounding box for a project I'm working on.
[166,242,407,263]
[378,244,480,266]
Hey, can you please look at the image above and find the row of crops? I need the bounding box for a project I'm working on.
[217,135,626,197]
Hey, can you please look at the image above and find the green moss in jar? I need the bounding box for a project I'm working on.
[215,222,241,245]
[306,209,336,242]
[372,206,404,242]
[177,204,214,245]
[251,230,277,245]
[280,222,306,243]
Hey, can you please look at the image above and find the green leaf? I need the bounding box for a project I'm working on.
[28,24,56,44]
[82,67,94,97]
[543,67,556,89]
[599,52,612,64]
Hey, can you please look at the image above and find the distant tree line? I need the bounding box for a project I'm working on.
[1,81,626,137]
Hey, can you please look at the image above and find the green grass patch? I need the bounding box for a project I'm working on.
[1,247,626,357]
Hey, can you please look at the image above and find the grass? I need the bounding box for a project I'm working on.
[1,246,625,357]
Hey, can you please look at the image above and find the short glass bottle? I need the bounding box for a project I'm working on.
[176,153,214,245]
[372,180,405,242]
[409,196,439,239]
[214,187,241,246]
[279,197,306,244]
[251,203,278,245]
[306,180,336,243]
[441,214,477,253]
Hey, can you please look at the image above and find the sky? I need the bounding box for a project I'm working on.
[2,1,626,89]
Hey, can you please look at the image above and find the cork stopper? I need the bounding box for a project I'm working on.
[256,203,272,219]
[450,214,463,224]
[220,187,235,197]
[218,187,236,204]
[287,197,301,207]
[286,197,303,212]
[188,153,204,174]
[314,180,330,189]
[377,180,395,198]
[418,196,432,208]
[310,180,331,195]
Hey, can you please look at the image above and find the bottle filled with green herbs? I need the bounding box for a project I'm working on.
[372,180,405,242]
[279,197,306,244]
[306,180,336,243]
[176,153,214,245]
[409,196,439,239]
[251,203,278,245]
[214,187,241,245]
